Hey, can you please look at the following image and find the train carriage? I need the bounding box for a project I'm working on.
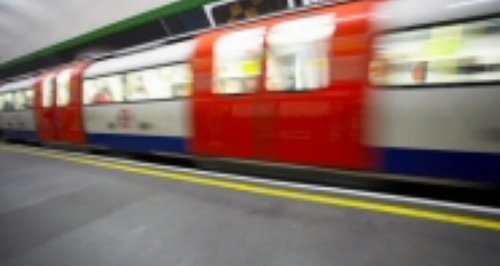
[192,0,375,170]
[82,41,195,154]
[370,0,500,184]
[0,78,37,141]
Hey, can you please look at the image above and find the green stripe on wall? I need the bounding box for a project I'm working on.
[0,0,219,71]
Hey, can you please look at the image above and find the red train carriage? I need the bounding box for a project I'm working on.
[34,62,89,145]
[192,0,374,170]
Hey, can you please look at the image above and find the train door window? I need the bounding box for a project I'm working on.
[0,94,4,111]
[372,18,500,86]
[83,80,96,105]
[14,90,26,111]
[42,75,55,108]
[266,15,334,91]
[2,94,7,111]
[25,89,34,109]
[171,64,193,97]
[84,75,125,105]
[207,0,291,26]
[1,93,7,111]
[125,67,171,101]
[214,27,265,94]
[56,69,72,107]
[3,93,14,111]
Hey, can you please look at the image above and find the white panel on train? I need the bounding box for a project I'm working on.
[368,88,500,153]
[369,0,500,181]
[0,85,4,130]
[1,78,35,93]
[0,78,37,134]
[84,101,189,137]
[375,0,500,31]
[370,3,500,153]
[84,40,196,78]
[82,39,195,153]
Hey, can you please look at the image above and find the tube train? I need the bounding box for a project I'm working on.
[1,0,499,186]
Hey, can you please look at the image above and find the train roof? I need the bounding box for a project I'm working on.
[83,39,196,78]
[0,77,36,92]
[375,0,500,30]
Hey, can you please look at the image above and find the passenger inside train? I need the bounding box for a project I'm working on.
[92,85,113,104]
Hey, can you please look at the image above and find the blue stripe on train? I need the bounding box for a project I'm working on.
[380,147,500,185]
[3,130,38,141]
[87,133,188,154]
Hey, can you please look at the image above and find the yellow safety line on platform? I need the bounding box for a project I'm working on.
[2,144,500,231]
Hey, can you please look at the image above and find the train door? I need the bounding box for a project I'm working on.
[260,4,372,169]
[35,72,58,142]
[0,93,4,137]
[192,1,373,169]
[192,27,266,159]
[54,62,88,145]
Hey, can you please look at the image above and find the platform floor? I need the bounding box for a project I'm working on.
[1,144,500,266]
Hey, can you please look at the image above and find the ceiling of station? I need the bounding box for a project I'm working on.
[0,0,306,79]
[0,0,181,65]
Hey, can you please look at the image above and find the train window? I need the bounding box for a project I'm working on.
[2,94,7,111]
[372,18,500,86]
[42,75,55,108]
[171,64,193,97]
[214,27,265,94]
[0,94,7,111]
[25,89,34,109]
[3,93,15,111]
[1,94,5,111]
[84,75,125,105]
[83,80,94,105]
[14,90,27,111]
[56,69,72,107]
[125,67,171,101]
[266,15,334,92]
[208,0,290,26]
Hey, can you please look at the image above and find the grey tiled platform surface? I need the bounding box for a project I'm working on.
[0,148,499,266]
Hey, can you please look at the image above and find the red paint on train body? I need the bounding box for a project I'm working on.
[34,62,89,144]
[34,71,58,142]
[54,61,89,145]
[192,0,375,170]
